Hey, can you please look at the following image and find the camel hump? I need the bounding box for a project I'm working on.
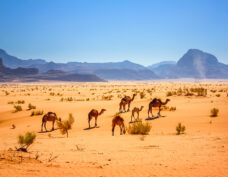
[47,112,57,116]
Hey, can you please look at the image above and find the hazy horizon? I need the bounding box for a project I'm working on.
[0,0,227,66]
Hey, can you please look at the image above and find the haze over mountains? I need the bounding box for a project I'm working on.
[0,48,228,81]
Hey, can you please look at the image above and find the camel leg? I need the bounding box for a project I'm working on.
[52,120,55,131]
[137,112,139,121]
[41,122,44,132]
[120,125,122,135]
[127,103,130,112]
[119,103,122,113]
[95,116,97,127]
[123,104,126,112]
[158,107,161,116]
[112,124,116,136]
[131,113,134,122]
[44,122,47,132]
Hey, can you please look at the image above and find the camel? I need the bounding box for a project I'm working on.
[131,106,144,122]
[119,94,136,113]
[41,112,61,132]
[112,115,126,136]
[88,109,106,128]
[148,98,170,118]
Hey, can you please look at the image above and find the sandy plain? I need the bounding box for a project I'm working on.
[0,81,228,177]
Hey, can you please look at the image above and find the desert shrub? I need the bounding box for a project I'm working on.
[185,92,194,96]
[14,105,22,112]
[102,95,113,100]
[5,91,10,95]
[50,92,55,96]
[210,90,216,93]
[210,108,219,117]
[169,107,176,111]
[127,121,151,135]
[176,123,185,135]
[57,113,75,137]
[17,132,36,152]
[166,91,172,97]
[216,94,220,97]
[8,101,14,104]
[16,100,25,104]
[28,103,36,110]
[31,110,43,116]
[190,87,207,96]
[140,92,146,99]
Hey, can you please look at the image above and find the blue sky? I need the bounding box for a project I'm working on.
[0,0,227,65]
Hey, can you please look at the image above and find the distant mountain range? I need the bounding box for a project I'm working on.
[0,59,104,82]
[0,48,227,81]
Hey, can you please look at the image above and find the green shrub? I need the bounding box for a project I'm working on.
[31,110,43,116]
[28,103,36,110]
[127,121,151,135]
[176,123,185,135]
[17,132,36,152]
[57,113,74,137]
[14,105,22,112]
[210,108,219,117]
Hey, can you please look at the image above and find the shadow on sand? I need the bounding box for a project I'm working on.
[38,128,58,133]
[145,115,166,121]
[83,126,100,130]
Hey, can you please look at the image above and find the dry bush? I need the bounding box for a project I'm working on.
[127,121,151,135]
[17,132,36,152]
[176,123,185,135]
[14,105,22,112]
[140,92,146,99]
[28,103,36,110]
[30,110,43,116]
[210,108,219,117]
[57,113,75,138]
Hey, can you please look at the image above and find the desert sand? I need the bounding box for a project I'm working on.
[0,81,228,177]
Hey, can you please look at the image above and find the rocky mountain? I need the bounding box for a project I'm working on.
[0,49,159,80]
[0,58,104,82]
[147,61,176,69]
[149,49,228,79]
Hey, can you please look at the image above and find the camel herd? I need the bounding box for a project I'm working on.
[41,94,170,136]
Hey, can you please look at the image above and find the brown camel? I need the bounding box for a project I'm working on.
[112,115,126,136]
[88,109,106,128]
[131,106,144,122]
[41,112,61,132]
[148,98,170,118]
[119,94,136,113]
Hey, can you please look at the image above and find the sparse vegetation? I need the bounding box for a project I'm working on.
[17,132,36,152]
[210,108,219,117]
[57,113,75,137]
[140,92,146,99]
[30,110,43,116]
[127,121,151,135]
[176,123,185,135]
[16,100,25,104]
[14,105,22,112]
[28,103,36,110]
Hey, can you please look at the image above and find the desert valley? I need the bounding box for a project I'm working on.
[0,81,228,177]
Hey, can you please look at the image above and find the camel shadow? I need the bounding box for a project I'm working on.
[129,120,142,124]
[119,110,130,114]
[83,126,100,130]
[38,128,58,133]
[145,115,166,121]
